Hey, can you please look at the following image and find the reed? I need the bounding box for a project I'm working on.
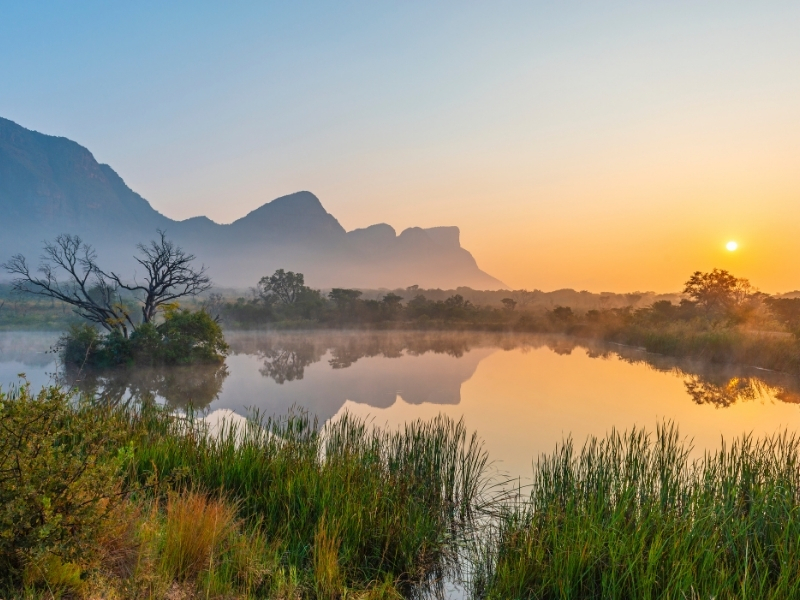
[474,423,800,599]
[125,405,489,596]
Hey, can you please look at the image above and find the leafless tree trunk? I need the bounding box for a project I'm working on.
[2,235,134,336]
[3,231,211,336]
[103,230,211,324]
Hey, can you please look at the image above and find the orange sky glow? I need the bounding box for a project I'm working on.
[4,3,798,293]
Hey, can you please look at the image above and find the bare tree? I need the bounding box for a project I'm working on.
[3,231,211,337]
[103,230,211,324]
[3,235,135,336]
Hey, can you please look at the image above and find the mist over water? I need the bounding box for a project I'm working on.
[3,330,799,482]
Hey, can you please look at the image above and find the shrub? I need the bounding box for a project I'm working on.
[0,384,129,582]
[151,306,229,365]
[59,323,103,367]
[60,308,229,368]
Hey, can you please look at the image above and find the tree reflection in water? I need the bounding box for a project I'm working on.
[259,343,320,383]
[684,375,774,408]
[230,331,478,384]
[62,362,229,409]
[234,330,800,409]
[51,330,800,412]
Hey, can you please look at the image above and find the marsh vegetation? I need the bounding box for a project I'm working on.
[474,424,800,599]
[0,383,488,599]
[5,383,800,599]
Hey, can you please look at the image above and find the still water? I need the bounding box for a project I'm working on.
[3,330,800,481]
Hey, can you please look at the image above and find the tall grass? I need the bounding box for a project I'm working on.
[474,423,800,599]
[125,405,489,596]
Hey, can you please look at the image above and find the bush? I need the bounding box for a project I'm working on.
[148,306,229,365]
[60,308,229,368]
[0,384,129,583]
[59,323,103,366]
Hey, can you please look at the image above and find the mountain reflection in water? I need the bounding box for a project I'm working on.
[2,330,799,416]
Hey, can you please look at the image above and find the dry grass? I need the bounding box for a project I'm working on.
[160,490,238,583]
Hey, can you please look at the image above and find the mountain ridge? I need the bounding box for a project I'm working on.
[0,117,505,289]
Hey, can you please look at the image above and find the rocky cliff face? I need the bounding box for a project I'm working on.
[0,117,504,290]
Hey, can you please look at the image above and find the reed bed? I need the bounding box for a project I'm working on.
[473,423,800,599]
[0,383,489,598]
[124,405,490,597]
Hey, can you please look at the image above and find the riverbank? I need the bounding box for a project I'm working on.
[1,384,487,599]
[5,384,800,598]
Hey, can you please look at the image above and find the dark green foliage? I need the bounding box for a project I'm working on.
[60,308,228,368]
[475,424,800,599]
[141,307,228,365]
[0,384,129,581]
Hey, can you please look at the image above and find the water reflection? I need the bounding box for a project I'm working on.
[598,341,800,408]
[63,363,230,408]
[212,331,495,422]
[1,330,799,413]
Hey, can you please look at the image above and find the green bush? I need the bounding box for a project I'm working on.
[0,384,129,582]
[146,306,229,365]
[60,308,229,368]
[60,323,103,366]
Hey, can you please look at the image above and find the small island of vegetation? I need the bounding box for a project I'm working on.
[2,232,228,369]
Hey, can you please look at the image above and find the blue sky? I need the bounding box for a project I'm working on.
[2,2,799,291]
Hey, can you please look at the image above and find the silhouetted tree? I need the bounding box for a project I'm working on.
[3,235,135,336]
[501,298,517,311]
[104,230,211,325]
[683,268,752,313]
[549,305,574,322]
[765,297,800,338]
[381,293,404,319]
[3,232,211,338]
[258,269,307,305]
[328,288,363,309]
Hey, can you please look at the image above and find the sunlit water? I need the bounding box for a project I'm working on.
[3,329,800,483]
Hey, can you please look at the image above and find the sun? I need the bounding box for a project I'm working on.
[726,241,738,252]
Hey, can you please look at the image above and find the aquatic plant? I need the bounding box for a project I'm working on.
[473,423,800,599]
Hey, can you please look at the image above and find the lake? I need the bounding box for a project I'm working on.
[3,329,800,482]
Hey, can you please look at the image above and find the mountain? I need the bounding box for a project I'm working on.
[0,117,504,290]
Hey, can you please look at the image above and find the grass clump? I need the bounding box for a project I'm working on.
[128,407,489,596]
[474,423,800,599]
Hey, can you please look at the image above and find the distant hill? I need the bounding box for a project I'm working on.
[0,117,504,290]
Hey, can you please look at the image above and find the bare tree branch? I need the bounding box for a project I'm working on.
[102,230,211,324]
[2,235,132,336]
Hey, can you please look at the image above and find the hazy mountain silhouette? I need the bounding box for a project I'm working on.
[0,117,504,289]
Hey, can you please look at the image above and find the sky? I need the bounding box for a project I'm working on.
[2,2,799,293]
